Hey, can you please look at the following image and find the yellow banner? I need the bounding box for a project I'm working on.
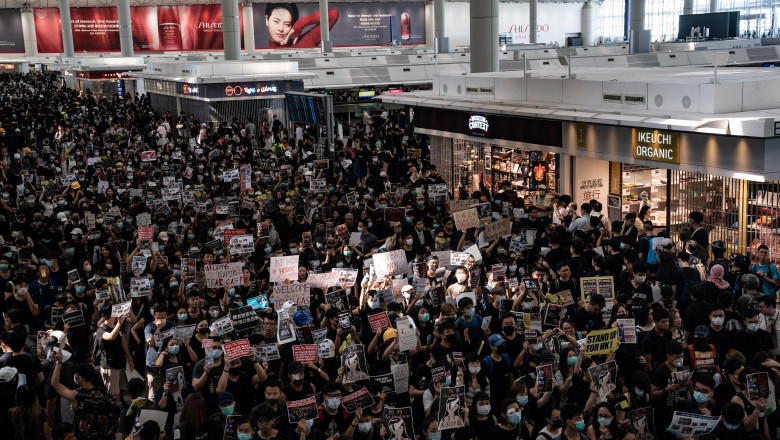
[584,328,619,355]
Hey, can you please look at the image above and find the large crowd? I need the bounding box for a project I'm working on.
[0,71,778,440]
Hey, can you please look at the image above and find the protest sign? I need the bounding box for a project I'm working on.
[272,283,309,309]
[536,364,554,393]
[628,407,655,440]
[130,277,151,297]
[305,271,340,290]
[318,339,336,359]
[666,412,719,437]
[223,339,252,359]
[229,306,260,333]
[325,289,349,312]
[310,178,327,193]
[383,407,415,440]
[341,388,375,413]
[483,217,511,241]
[335,268,358,288]
[585,328,619,355]
[452,208,479,232]
[372,373,396,400]
[293,344,318,363]
[253,343,281,361]
[246,295,269,310]
[369,312,391,332]
[277,310,296,344]
[391,363,410,394]
[373,250,409,278]
[166,366,184,393]
[269,256,299,282]
[239,164,252,191]
[437,386,466,430]
[111,301,131,318]
[747,372,770,399]
[588,361,618,400]
[617,319,637,344]
[396,317,417,352]
[62,309,85,327]
[450,252,470,266]
[204,263,244,288]
[174,325,196,341]
[229,235,255,255]
[131,256,147,274]
[209,315,234,337]
[137,226,154,241]
[342,344,370,384]
[286,397,318,423]
[448,199,477,212]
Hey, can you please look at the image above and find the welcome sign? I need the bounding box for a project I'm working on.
[631,128,679,164]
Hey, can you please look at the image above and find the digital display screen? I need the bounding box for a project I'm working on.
[286,93,327,125]
[358,90,376,99]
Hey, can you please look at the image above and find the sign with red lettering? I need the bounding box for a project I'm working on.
[204,263,244,288]
[372,249,408,278]
[223,228,246,244]
[293,344,318,363]
[137,226,154,241]
[223,339,252,359]
[272,283,309,309]
[368,311,391,332]
[269,255,299,282]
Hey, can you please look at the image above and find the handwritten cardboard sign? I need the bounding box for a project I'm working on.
[204,263,244,288]
[483,217,511,241]
[272,283,310,309]
[453,208,479,231]
[269,256,299,282]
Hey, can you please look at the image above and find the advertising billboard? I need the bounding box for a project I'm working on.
[34,5,244,53]
[253,2,425,49]
[0,9,24,53]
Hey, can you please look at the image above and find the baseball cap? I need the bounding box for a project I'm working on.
[288,361,305,374]
[661,238,674,249]
[401,285,414,293]
[488,334,506,346]
[71,228,83,236]
[693,325,709,338]
[0,367,17,383]
[218,391,236,406]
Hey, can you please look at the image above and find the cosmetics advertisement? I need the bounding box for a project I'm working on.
[0,9,24,53]
[33,5,243,53]
[253,2,425,49]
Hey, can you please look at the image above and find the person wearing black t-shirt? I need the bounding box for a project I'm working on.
[642,308,673,370]
[618,262,653,314]
[571,294,606,335]
[283,361,317,402]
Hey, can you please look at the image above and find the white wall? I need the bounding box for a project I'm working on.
[572,157,610,208]
[444,1,582,47]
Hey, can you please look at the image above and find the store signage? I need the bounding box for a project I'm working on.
[631,128,679,164]
[224,84,279,97]
[576,123,587,148]
[467,114,492,137]
[182,84,199,95]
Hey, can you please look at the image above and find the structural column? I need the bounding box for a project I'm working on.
[58,0,74,57]
[529,0,538,44]
[221,0,241,60]
[629,0,649,52]
[683,0,694,14]
[434,0,449,52]
[470,0,498,73]
[581,2,594,46]
[425,1,434,46]
[319,0,332,52]
[20,8,37,56]
[710,0,718,12]
[117,0,134,57]
[242,3,255,54]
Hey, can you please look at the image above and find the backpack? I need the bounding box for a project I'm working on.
[74,388,118,440]
[641,236,658,266]
[482,353,510,376]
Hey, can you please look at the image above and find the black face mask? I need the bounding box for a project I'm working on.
[553,419,565,429]
[503,326,516,335]
[445,334,456,344]
[229,367,241,375]
[265,398,278,406]
[197,327,209,335]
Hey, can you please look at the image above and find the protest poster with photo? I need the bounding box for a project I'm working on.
[132,256,147,273]
[585,328,619,355]
[543,304,562,329]
[326,289,349,312]
[181,258,196,278]
[588,360,618,400]
[384,208,406,222]
[492,264,506,282]
[174,325,196,341]
[277,310,296,345]
[269,256,300,282]
[111,300,132,318]
[335,224,350,241]
[246,295,269,310]
[747,372,770,400]
[204,263,244,288]
[130,277,151,297]
[166,366,184,394]
[230,235,255,255]
[666,411,719,437]
[209,315,234,337]
[536,364,554,393]
[223,415,240,440]
[334,268,359,288]
[617,319,637,344]
[273,283,309,309]
[383,407,415,440]
[396,317,417,352]
[36,332,47,362]
[341,344,370,383]
[580,277,599,302]
[628,407,655,440]
[229,306,261,333]
[62,309,85,327]
[253,343,281,361]
[341,387,376,413]
[67,269,80,283]
[286,396,318,423]
[310,178,327,193]
[437,386,466,430]
[450,252,469,266]
[293,344,318,363]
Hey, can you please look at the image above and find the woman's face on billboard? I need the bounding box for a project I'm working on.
[267,8,294,43]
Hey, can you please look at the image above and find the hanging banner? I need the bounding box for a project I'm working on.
[0,9,24,53]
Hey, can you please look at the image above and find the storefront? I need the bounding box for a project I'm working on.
[410,103,780,263]
[61,70,137,98]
